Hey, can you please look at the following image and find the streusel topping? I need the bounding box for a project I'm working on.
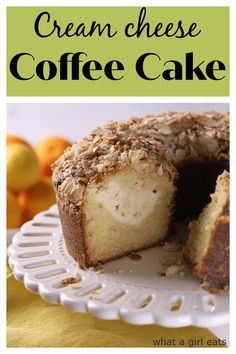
[52,112,229,209]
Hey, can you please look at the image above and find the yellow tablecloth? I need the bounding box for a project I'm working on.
[7,268,221,348]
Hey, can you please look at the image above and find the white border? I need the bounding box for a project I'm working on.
[0,1,7,353]
[1,0,233,6]
[1,0,235,352]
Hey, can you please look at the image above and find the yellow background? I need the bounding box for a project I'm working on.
[7,266,222,348]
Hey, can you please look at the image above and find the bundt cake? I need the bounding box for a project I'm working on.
[52,112,229,292]
[185,170,229,294]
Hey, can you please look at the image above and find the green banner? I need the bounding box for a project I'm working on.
[7,6,229,96]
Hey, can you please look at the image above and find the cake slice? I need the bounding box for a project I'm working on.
[57,160,177,268]
[185,170,229,293]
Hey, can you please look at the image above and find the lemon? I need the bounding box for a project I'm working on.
[7,143,40,191]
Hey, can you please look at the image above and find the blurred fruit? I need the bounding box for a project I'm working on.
[17,178,56,221]
[34,136,71,177]
[7,190,22,228]
[7,135,32,149]
[7,143,41,192]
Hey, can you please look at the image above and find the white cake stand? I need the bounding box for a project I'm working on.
[8,205,229,342]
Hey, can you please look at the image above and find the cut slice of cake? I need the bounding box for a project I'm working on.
[57,160,177,268]
[184,170,229,293]
[83,162,177,266]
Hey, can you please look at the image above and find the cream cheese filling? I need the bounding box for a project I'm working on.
[90,177,162,226]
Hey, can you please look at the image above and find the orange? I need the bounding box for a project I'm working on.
[34,136,71,177]
[7,190,22,228]
[7,135,32,149]
[17,178,56,222]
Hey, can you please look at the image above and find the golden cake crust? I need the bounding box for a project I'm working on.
[185,171,229,294]
[195,211,229,294]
